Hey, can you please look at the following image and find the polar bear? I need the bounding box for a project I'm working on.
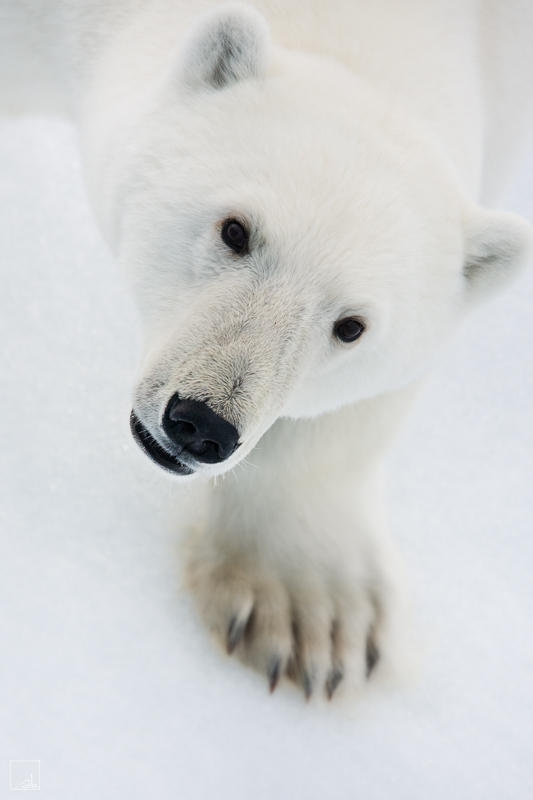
[1,0,532,699]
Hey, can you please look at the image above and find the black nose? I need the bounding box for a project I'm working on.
[162,395,240,464]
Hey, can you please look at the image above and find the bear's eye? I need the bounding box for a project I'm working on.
[334,317,365,343]
[221,219,249,254]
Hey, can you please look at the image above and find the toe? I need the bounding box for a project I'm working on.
[240,578,293,685]
[290,587,335,699]
[327,588,376,694]
[190,564,255,653]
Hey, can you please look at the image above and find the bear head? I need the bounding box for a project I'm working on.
[89,3,532,476]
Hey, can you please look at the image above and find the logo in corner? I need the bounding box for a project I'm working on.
[10,761,40,791]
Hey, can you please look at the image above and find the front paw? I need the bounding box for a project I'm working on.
[184,541,402,699]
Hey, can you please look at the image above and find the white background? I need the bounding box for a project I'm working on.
[0,118,532,799]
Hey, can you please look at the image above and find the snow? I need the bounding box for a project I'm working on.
[0,117,532,800]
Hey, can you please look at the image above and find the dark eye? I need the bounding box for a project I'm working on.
[221,219,249,254]
[334,317,365,343]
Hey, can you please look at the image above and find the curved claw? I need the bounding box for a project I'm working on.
[366,636,380,677]
[268,658,282,693]
[227,615,247,654]
[302,669,315,701]
[325,667,344,700]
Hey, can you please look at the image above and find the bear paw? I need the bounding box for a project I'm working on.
[185,550,401,700]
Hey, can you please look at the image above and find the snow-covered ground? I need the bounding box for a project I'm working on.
[0,117,532,800]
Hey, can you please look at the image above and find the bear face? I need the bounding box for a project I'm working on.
[105,3,531,476]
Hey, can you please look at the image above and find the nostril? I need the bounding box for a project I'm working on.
[187,439,219,458]
[168,396,186,422]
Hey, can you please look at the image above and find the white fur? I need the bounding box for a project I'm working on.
[2,0,532,699]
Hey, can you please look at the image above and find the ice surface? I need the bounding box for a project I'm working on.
[0,117,532,800]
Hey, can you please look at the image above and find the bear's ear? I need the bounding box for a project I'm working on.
[177,3,271,93]
[463,208,532,301]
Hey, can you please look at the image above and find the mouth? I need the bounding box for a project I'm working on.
[129,411,195,475]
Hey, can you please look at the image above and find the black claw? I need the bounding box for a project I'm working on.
[226,616,246,654]
[366,637,380,677]
[302,670,314,701]
[325,667,344,700]
[268,658,282,694]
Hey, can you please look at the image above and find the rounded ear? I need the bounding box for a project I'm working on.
[463,208,532,301]
[177,2,271,94]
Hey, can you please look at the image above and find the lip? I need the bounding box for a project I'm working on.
[129,411,195,475]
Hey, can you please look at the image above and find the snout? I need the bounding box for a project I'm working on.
[129,279,309,476]
[130,394,240,475]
